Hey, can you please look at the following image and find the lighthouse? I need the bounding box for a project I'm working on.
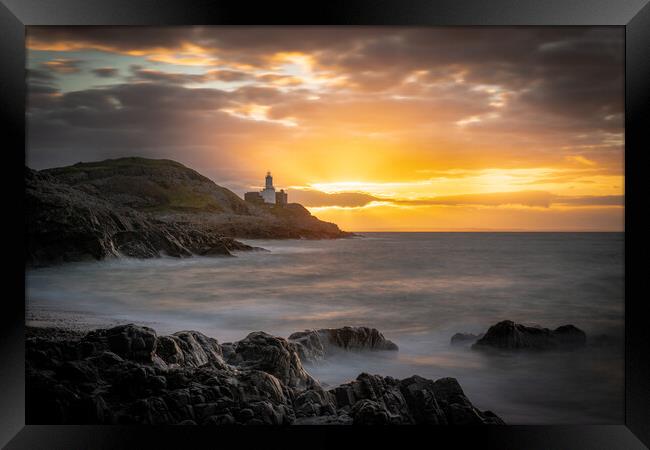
[244,171,288,206]
[260,171,276,204]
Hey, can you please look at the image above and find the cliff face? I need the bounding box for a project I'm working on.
[25,168,257,267]
[26,158,350,266]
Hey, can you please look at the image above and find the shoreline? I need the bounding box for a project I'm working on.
[26,323,505,425]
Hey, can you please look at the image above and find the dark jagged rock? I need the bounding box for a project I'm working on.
[552,325,587,347]
[81,324,158,362]
[330,373,504,425]
[26,325,504,426]
[155,331,229,370]
[223,331,317,389]
[450,333,482,345]
[288,327,399,363]
[26,167,260,267]
[472,320,587,351]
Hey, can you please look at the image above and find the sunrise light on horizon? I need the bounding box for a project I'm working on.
[26,26,624,231]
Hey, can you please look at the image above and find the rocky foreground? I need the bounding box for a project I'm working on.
[26,325,504,425]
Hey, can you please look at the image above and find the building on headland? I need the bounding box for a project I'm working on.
[260,171,276,204]
[244,171,288,206]
[275,189,288,206]
[244,191,264,204]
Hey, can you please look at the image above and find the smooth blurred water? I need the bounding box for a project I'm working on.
[26,232,624,424]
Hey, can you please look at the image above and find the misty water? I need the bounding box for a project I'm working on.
[26,232,624,424]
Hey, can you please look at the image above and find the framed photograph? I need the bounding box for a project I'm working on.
[2,0,649,448]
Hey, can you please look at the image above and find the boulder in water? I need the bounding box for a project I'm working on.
[288,326,398,363]
[450,333,482,345]
[472,320,586,351]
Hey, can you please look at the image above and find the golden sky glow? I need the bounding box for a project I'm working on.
[26,27,624,231]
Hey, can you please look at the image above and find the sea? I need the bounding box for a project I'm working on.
[26,232,625,424]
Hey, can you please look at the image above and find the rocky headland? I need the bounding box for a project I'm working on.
[26,324,504,426]
[26,157,352,267]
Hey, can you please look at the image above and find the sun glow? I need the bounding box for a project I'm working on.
[26,27,624,231]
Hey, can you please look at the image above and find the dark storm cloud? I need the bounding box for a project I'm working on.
[127,65,205,84]
[337,28,623,132]
[27,84,59,95]
[26,80,296,170]
[127,66,252,84]
[214,70,252,82]
[30,27,622,129]
[27,68,57,83]
[92,67,120,78]
[29,82,229,133]
[27,68,58,92]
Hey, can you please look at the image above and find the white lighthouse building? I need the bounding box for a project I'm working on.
[244,171,288,206]
[260,171,276,204]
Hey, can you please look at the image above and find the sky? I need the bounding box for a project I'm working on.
[26,26,624,231]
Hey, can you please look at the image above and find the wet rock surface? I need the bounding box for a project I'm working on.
[26,324,504,425]
[472,320,587,351]
[450,333,482,345]
[222,331,317,389]
[288,327,399,363]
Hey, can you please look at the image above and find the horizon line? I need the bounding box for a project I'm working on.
[348,229,624,233]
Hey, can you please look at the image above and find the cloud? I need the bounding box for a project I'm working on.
[555,195,624,206]
[289,189,379,207]
[28,28,624,141]
[25,79,301,174]
[395,191,623,208]
[91,67,120,78]
[565,155,597,166]
[287,188,624,209]
[25,27,624,207]
[41,58,83,74]
[212,70,251,82]
[27,68,60,106]
[27,68,56,83]
[27,69,58,91]
[396,191,555,208]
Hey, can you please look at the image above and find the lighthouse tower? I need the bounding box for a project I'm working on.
[261,171,276,204]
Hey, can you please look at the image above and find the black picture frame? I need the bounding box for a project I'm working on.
[2,1,649,448]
